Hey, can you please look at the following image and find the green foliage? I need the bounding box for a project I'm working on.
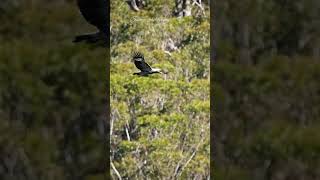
[214,57,320,178]
[111,0,210,179]
[215,0,320,63]
[0,1,106,179]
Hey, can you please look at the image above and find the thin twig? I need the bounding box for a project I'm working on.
[174,137,204,178]
[125,122,131,141]
[111,161,122,180]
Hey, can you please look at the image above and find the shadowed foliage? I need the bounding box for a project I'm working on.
[0,1,107,179]
[213,0,320,179]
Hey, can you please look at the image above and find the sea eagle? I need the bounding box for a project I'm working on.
[74,0,108,45]
[132,52,162,76]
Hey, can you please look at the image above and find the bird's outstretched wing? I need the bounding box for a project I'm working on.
[133,52,152,72]
[77,0,108,34]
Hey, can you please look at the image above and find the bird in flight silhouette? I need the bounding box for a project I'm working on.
[132,52,163,76]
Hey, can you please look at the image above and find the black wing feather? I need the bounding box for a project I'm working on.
[77,0,108,33]
[133,52,152,72]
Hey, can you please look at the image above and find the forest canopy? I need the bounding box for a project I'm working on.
[110,0,210,179]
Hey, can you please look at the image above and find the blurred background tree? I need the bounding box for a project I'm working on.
[0,1,107,179]
[214,0,320,179]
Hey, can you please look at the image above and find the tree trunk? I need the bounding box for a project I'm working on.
[175,0,191,17]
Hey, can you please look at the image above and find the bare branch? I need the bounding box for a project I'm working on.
[125,122,131,141]
[129,0,140,11]
[111,161,122,180]
[173,137,204,178]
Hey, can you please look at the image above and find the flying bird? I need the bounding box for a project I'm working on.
[132,52,163,76]
[74,0,108,45]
